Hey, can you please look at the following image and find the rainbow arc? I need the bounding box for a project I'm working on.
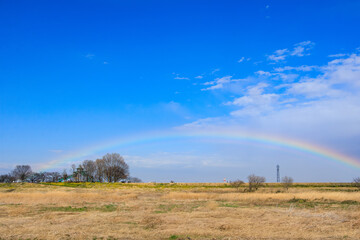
[38,130,360,171]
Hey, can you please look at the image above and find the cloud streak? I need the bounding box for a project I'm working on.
[267,41,314,62]
[201,76,242,91]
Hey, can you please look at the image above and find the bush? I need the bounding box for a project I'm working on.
[247,174,265,192]
[281,176,294,190]
[230,180,244,190]
[353,177,360,189]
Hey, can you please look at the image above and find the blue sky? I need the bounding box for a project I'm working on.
[1,0,360,182]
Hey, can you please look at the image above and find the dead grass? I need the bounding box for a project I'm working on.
[0,191,138,205]
[162,190,360,203]
[0,183,359,239]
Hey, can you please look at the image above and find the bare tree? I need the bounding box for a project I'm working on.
[52,172,61,182]
[12,165,32,181]
[71,164,76,175]
[62,169,68,181]
[42,172,61,182]
[95,158,105,182]
[247,174,266,192]
[74,165,85,182]
[230,179,244,191]
[102,153,129,182]
[281,176,294,190]
[82,160,96,182]
[63,153,130,183]
[0,174,16,183]
[353,177,360,190]
[29,173,41,183]
[37,172,46,182]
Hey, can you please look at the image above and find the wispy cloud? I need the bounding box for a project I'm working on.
[291,41,315,57]
[85,53,95,59]
[201,76,241,91]
[255,70,272,76]
[174,76,189,80]
[328,53,348,58]
[267,41,314,62]
[195,75,204,79]
[267,49,289,62]
[211,68,220,74]
[173,73,189,80]
[227,83,280,117]
[274,65,319,72]
[178,53,360,171]
[238,57,250,63]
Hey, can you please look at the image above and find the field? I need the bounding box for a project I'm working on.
[1,182,360,240]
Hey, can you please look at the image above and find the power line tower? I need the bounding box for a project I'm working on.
[276,165,280,183]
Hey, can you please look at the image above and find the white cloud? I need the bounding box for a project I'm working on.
[195,75,203,79]
[255,70,272,76]
[291,41,314,57]
[328,53,348,58]
[283,54,360,98]
[85,53,94,59]
[252,95,360,148]
[286,78,342,98]
[238,57,245,63]
[160,101,190,118]
[227,83,280,117]
[268,41,315,62]
[323,54,360,87]
[174,76,189,80]
[291,46,306,57]
[185,52,360,146]
[267,48,288,62]
[177,117,222,130]
[274,65,318,72]
[273,73,299,82]
[211,68,220,74]
[255,70,298,82]
[201,76,241,91]
[174,51,360,181]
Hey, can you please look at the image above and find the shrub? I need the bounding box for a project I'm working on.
[281,176,294,190]
[229,180,244,190]
[353,177,360,190]
[247,174,265,192]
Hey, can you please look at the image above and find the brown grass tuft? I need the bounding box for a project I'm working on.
[141,215,163,229]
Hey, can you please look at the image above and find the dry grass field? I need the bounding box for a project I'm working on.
[1,182,360,240]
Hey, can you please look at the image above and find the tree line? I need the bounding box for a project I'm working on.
[0,153,142,183]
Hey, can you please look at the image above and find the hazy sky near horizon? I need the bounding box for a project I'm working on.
[1,0,360,182]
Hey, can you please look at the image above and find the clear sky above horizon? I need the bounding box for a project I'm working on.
[1,0,360,182]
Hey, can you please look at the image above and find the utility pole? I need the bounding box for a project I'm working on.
[277,165,280,183]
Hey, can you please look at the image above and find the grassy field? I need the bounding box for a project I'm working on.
[1,182,360,240]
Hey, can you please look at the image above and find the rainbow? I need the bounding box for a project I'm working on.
[38,130,360,171]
